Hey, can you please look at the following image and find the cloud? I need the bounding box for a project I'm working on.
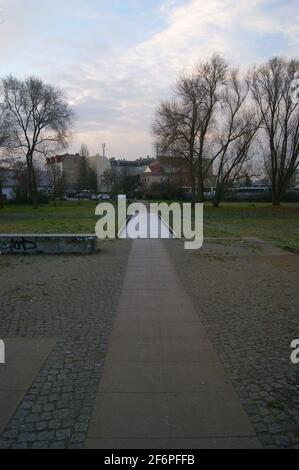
[0,0,298,158]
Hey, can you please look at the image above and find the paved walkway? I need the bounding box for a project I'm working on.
[119,208,173,239]
[86,240,261,449]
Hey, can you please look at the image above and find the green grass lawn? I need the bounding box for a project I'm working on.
[0,201,99,234]
[203,202,299,253]
[0,201,298,253]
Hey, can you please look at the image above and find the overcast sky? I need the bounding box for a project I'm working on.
[0,0,298,159]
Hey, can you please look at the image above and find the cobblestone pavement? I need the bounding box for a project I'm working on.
[0,240,131,449]
[165,239,299,449]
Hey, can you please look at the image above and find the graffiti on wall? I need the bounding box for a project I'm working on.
[0,237,37,253]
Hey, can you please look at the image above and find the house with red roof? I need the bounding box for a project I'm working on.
[141,157,214,198]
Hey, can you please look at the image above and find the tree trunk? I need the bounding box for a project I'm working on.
[212,184,223,208]
[271,184,281,206]
[188,160,196,206]
[273,172,294,207]
[25,153,39,209]
[197,179,204,203]
[30,166,39,209]
[272,195,281,206]
[197,156,204,203]
[191,178,196,206]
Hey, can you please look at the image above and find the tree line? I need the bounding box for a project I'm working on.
[0,57,298,209]
[153,55,299,206]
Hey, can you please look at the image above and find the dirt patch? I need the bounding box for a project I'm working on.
[258,254,299,272]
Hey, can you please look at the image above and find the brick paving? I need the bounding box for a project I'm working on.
[165,239,299,449]
[0,240,131,449]
[0,236,298,449]
[86,239,260,449]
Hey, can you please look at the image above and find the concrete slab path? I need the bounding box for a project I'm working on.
[86,240,261,449]
[0,338,56,434]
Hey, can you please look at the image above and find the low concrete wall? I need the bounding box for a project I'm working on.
[0,234,97,254]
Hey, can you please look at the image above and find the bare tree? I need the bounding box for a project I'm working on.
[79,143,90,158]
[0,156,10,208]
[209,70,260,207]
[0,106,11,208]
[153,141,161,159]
[153,99,198,204]
[2,76,75,208]
[102,168,113,193]
[153,54,228,203]
[194,54,228,201]
[47,163,64,206]
[251,57,299,205]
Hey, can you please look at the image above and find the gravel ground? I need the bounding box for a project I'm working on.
[165,239,299,449]
[0,239,132,449]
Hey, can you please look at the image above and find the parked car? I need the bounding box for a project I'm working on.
[76,190,96,200]
[64,190,78,198]
[97,194,111,201]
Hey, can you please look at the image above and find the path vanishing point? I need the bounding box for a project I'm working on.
[86,231,261,448]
